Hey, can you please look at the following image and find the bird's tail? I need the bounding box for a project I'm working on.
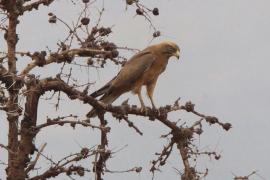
[90,83,110,98]
[86,93,120,118]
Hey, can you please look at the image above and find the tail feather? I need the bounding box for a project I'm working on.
[91,84,110,98]
[86,92,120,118]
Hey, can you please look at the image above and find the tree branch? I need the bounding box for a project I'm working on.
[34,119,103,131]
[22,0,55,14]
[0,143,15,154]
[37,77,231,132]
[29,147,97,179]
[20,48,109,75]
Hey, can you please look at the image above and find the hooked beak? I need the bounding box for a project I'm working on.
[174,49,180,59]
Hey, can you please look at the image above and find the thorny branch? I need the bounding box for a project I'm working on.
[28,146,100,179]
[34,118,103,131]
[20,48,111,75]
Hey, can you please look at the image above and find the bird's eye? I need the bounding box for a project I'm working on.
[167,46,175,53]
[162,45,176,55]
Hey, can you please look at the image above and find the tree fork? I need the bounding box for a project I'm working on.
[7,88,41,179]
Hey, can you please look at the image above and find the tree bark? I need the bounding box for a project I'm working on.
[4,2,28,179]
[5,1,21,179]
[15,89,40,179]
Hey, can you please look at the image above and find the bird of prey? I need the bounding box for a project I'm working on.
[87,41,180,117]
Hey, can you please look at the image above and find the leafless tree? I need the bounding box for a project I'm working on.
[0,0,231,179]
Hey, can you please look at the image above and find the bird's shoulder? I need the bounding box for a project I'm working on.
[110,49,156,87]
[125,49,156,65]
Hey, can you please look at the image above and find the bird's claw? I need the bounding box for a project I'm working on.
[140,106,146,113]
[152,107,160,115]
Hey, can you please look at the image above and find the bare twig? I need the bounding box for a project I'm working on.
[0,143,15,154]
[25,143,47,173]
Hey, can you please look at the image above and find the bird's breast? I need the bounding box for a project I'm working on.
[143,60,168,83]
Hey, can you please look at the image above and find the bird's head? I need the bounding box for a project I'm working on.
[160,41,180,60]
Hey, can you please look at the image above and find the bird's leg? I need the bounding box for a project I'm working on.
[138,90,146,112]
[149,95,156,110]
[146,79,157,110]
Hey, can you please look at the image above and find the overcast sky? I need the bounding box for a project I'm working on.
[1,0,270,179]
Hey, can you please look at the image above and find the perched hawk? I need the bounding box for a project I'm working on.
[87,41,180,117]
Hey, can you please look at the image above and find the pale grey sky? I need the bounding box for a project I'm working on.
[1,0,270,179]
